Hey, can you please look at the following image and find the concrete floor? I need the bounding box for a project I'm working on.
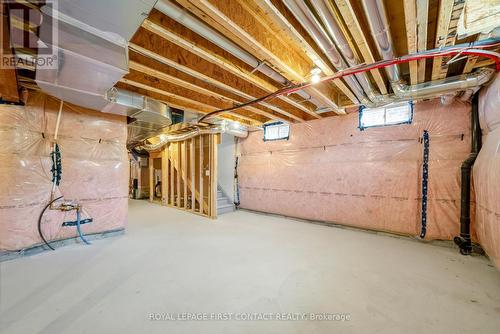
[1,200,499,334]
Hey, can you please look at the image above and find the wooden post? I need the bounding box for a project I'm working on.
[148,157,154,202]
[169,144,174,206]
[176,142,181,207]
[199,135,204,214]
[190,137,196,212]
[161,144,169,205]
[209,134,218,218]
[182,140,188,209]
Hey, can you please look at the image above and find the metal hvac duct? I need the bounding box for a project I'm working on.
[103,88,173,147]
[35,0,157,111]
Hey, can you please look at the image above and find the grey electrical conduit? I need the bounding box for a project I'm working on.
[154,0,327,109]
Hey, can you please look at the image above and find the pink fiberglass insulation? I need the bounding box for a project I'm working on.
[0,92,128,251]
[238,98,472,240]
[475,73,500,268]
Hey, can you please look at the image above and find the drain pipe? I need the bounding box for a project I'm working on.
[154,0,326,109]
[454,93,481,255]
[310,0,383,103]
[283,0,372,106]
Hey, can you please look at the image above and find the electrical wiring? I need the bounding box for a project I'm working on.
[198,40,500,123]
[38,195,63,251]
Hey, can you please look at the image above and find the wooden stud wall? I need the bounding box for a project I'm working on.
[148,133,219,218]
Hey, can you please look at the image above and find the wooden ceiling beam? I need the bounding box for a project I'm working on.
[332,0,388,95]
[128,61,291,123]
[117,80,260,127]
[252,0,351,111]
[124,69,268,124]
[416,0,429,83]
[403,0,418,85]
[141,15,320,119]
[431,0,465,80]
[129,28,309,121]
[128,42,303,122]
[176,0,347,112]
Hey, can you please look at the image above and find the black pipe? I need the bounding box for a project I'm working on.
[38,196,64,251]
[454,93,481,255]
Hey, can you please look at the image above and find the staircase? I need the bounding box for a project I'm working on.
[217,186,235,215]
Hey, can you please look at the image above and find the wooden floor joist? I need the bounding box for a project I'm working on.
[175,0,347,112]
[128,42,302,122]
[123,70,268,124]
[416,0,429,83]
[431,0,465,80]
[403,0,419,85]
[128,61,290,123]
[332,0,388,95]
[118,78,260,126]
[142,16,321,119]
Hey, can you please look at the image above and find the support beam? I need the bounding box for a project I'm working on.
[117,79,259,126]
[403,0,418,85]
[129,61,288,123]
[182,141,188,208]
[199,135,204,214]
[123,71,267,125]
[416,0,429,83]
[209,134,218,218]
[176,0,347,111]
[431,0,465,80]
[128,42,305,122]
[169,145,174,206]
[176,142,181,207]
[130,29,310,121]
[332,0,388,94]
[190,138,195,212]
[161,145,169,205]
[142,16,321,119]
[148,157,154,202]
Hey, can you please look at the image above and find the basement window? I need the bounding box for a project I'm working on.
[359,101,413,130]
[263,122,290,141]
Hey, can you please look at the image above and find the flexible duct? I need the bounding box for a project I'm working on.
[283,0,374,106]
[154,0,324,108]
[309,0,382,103]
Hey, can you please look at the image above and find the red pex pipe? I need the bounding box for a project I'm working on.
[199,44,500,122]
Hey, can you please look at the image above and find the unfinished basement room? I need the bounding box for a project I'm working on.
[1,0,500,333]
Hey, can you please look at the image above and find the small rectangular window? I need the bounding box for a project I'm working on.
[359,101,413,130]
[263,122,290,141]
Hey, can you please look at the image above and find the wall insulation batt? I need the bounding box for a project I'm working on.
[475,73,500,268]
[0,92,128,251]
[238,99,472,240]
